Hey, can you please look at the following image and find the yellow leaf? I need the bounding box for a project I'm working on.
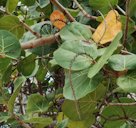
[92,10,122,44]
[50,10,66,30]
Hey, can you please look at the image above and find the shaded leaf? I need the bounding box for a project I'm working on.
[101,98,136,128]
[21,0,35,6]
[8,76,26,113]
[0,112,9,123]
[117,71,136,93]
[89,0,118,14]
[120,16,135,35]
[26,94,49,114]
[6,0,18,13]
[129,0,136,17]
[37,0,50,8]
[17,54,37,77]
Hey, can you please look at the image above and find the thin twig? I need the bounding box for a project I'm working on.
[20,21,42,38]
[50,0,76,22]
[123,0,131,47]
[72,0,97,20]
[116,5,126,15]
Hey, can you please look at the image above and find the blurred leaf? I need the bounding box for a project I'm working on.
[120,16,135,35]
[66,8,80,17]
[21,0,36,6]
[68,119,93,128]
[37,0,50,8]
[0,30,21,59]
[36,63,47,82]
[0,58,11,87]
[0,58,11,74]
[0,112,9,123]
[8,76,26,113]
[108,54,136,71]
[17,54,37,77]
[0,0,7,6]
[6,0,18,13]
[2,64,12,84]
[129,0,136,17]
[60,22,92,41]
[25,117,52,127]
[89,0,118,14]
[26,94,49,114]
[117,71,136,93]
[63,69,103,100]
[56,118,68,128]
[54,40,98,71]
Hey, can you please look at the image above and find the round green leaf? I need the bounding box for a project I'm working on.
[109,54,136,71]
[54,40,98,71]
[0,15,25,39]
[117,71,136,93]
[0,30,21,59]
[62,85,106,121]
[63,69,103,100]
[60,22,92,41]
[26,94,49,114]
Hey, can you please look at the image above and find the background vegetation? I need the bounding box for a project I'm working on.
[0,0,136,127]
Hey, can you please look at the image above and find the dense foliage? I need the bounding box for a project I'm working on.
[0,0,136,128]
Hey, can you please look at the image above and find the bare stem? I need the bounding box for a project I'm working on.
[73,0,97,20]
[21,33,60,49]
[123,0,131,47]
[20,21,42,38]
